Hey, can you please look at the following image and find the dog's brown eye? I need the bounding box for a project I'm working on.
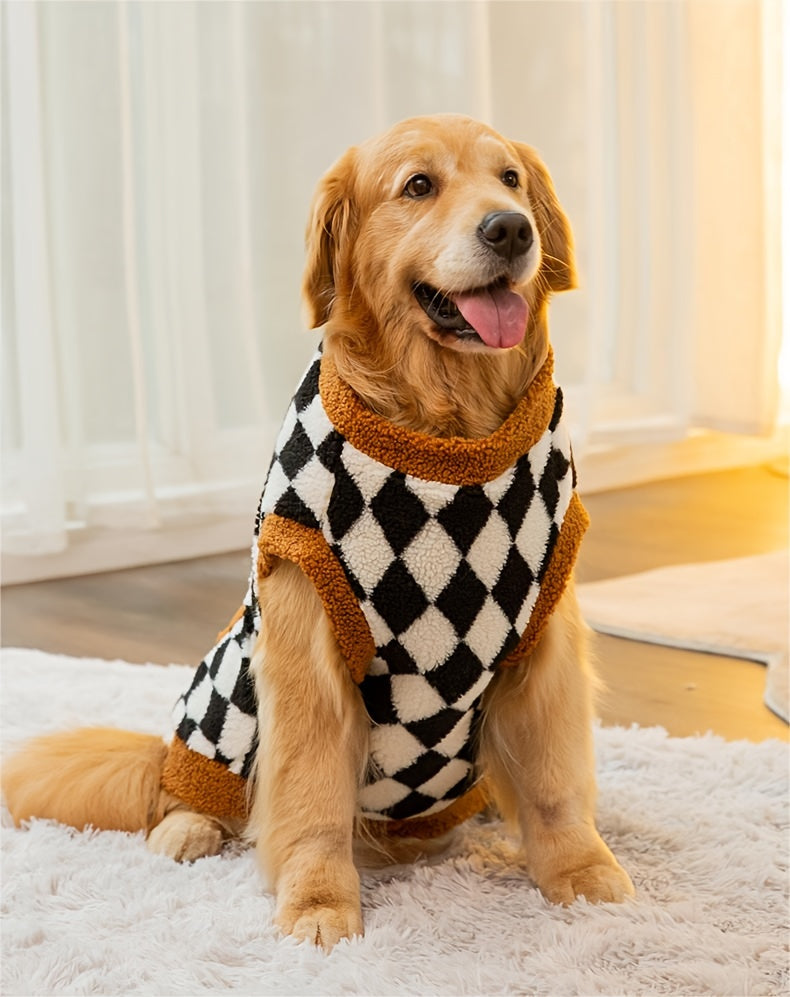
[403,174,434,199]
[502,170,520,189]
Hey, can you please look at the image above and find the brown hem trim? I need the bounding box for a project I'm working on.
[161,736,249,820]
[360,781,492,840]
[319,351,557,486]
[257,515,375,684]
[502,491,589,665]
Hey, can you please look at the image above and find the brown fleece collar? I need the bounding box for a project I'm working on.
[319,349,557,486]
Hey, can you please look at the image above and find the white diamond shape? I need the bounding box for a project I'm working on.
[358,777,411,816]
[416,757,471,801]
[400,606,458,672]
[464,596,511,667]
[553,463,574,523]
[405,475,457,517]
[212,640,243,701]
[516,498,551,574]
[335,509,394,592]
[466,512,511,589]
[299,393,333,448]
[368,724,425,776]
[218,703,257,774]
[184,673,213,723]
[186,727,217,760]
[340,443,396,503]
[483,464,518,506]
[401,520,462,601]
[528,429,552,480]
[514,584,540,637]
[390,674,447,723]
[260,460,291,515]
[291,455,333,521]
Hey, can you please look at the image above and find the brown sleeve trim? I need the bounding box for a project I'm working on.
[360,780,492,841]
[161,736,249,820]
[257,514,376,684]
[502,491,589,665]
[319,351,557,486]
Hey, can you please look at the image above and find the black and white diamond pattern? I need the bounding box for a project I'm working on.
[173,350,576,825]
[257,352,576,823]
[172,597,260,779]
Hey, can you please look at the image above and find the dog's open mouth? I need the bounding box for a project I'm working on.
[413,280,528,350]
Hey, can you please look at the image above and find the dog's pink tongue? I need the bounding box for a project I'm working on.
[453,286,528,349]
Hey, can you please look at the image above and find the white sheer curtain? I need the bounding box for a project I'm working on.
[2,1,783,583]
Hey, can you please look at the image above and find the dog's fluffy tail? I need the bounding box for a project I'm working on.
[2,727,169,833]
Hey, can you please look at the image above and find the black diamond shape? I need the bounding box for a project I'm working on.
[491,547,535,624]
[425,643,484,706]
[175,714,197,744]
[538,521,561,581]
[377,639,419,674]
[277,421,315,480]
[200,688,229,745]
[549,386,564,431]
[370,473,430,556]
[359,675,399,725]
[435,562,488,639]
[498,458,536,538]
[370,560,429,635]
[207,641,228,679]
[390,749,448,790]
[316,430,343,470]
[274,487,320,531]
[240,738,258,779]
[230,656,257,715]
[292,358,321,412]
[405,708,465,750]
[437,486,495,555]
[327,461,365,541]
[538,447,571,518]
[386,790,437,821]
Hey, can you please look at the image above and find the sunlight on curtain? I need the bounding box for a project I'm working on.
[1,0,782,580]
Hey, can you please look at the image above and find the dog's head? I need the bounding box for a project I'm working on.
[303,114,575,355]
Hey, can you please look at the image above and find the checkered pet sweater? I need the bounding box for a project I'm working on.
[165,347,585,829]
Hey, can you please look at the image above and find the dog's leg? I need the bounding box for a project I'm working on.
[249,560,368,951]
[480,584,634,904]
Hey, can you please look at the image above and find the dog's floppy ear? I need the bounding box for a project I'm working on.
[302,147,358,329]
[515,143,576,293]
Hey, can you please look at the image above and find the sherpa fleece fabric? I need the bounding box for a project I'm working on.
[162,347,588,837]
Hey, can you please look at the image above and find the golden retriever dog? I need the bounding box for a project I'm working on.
[3,114,634,951]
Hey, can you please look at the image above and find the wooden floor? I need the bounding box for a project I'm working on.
[2,464,787,743]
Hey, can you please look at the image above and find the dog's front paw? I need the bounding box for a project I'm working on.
[277,901,363,951]
[147,809,224,862]
[528,827,635,906]
[540,859,634,905]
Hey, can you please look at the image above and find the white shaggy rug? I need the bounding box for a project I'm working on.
[1,649,788,997]
[578,550,790,723]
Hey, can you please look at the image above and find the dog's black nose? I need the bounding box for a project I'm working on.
[478,212,533,262]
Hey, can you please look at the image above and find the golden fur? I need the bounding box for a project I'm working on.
[2,114,633,951]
